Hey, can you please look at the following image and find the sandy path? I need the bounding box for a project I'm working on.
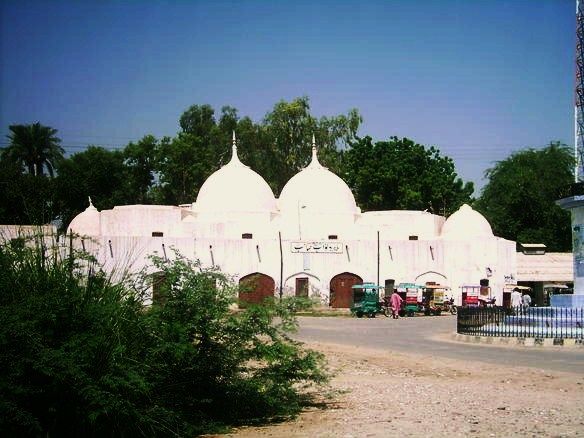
[218,341,584,437]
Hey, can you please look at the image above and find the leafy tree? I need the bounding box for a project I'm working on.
[10,175,56,225]
[0,157,28,223]
[475,141,573,251]
[261,97,361,194]
[343,136,474,214]
[0,238,327,436]
[218,105,239,134]
[54,146,130,228]
[123,135,158,204]
[0,156,57,224]
[234,115,278,188]
[153,106,239,205]
[143,252,327,430]
[153,133,218,204]
[179,104,217,139]
[3,123,64,176]
[152,98,361,203]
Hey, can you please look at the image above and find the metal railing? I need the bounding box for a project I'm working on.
[457,306,584,339]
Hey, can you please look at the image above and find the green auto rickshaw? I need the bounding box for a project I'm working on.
[350,283,389,318]
[397,282,423,317]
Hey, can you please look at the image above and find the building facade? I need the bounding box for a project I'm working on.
[68,138,517,306]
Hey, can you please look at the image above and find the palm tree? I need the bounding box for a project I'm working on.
[3,122,64,176]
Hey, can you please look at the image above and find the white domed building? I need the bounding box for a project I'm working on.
[193,141,278,237]
[278,146,361,240]
[67,134,517,307]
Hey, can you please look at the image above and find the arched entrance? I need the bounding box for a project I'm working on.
[415,271,447,284]
[285,272,321,298]
[330,272,363,308]
[239,273,275,306]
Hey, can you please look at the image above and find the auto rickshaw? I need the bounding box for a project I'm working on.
[421,284,450,315]
[350,283,389,318]
[461,285,481,307]
[396,283,423,317]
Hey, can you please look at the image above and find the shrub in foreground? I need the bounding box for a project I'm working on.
[0,241,327,436]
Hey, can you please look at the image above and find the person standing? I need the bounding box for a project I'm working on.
[522,292,532,311]
[390,289,404,319]
[511,288,522,309]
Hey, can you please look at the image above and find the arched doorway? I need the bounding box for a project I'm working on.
[285,272,321,298]
[239,273,275,306]
[330,272,363,308]
[415,271,447,284]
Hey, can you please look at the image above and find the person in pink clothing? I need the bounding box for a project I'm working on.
[390,289,404,319]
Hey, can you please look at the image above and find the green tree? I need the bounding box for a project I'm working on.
[0,239,327,436]
[153,106,238,205]
[153,98,361,203]
[179,103,217,139]
[0,155,57,224]
[475,141,573,251]
[343,136,473,214]
[218,105,239,134]
[153,134,217,204]
[3,123,64,176]
[123,135,158,204]
[261,97,361,194]
[55,146,130,228]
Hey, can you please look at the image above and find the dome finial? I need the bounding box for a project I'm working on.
[230,131,241,165]
[309,133,321,168]
[86,196,97,211]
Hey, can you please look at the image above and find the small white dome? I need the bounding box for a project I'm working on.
[68,198,101,236]
[195,138,276,214]
[441,204,493,239]
[279,143,358,215]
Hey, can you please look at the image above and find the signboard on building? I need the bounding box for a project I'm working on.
[290,241,343,253]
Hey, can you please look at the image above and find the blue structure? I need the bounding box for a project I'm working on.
[551,294,584,307]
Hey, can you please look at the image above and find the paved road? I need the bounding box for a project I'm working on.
[295,315,584,375]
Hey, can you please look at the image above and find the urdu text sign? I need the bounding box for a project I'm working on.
[290,241,343,253]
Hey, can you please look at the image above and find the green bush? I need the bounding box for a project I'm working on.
[0,239,327,436]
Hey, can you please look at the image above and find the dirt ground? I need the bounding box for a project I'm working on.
[220,341,584,437]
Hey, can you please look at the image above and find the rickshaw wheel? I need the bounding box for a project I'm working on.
[435,309,442,316]
[450,306,457,315]
[368,312,376,318]
[356,310,364,318]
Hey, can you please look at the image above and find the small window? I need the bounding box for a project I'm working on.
[328,235,338,240]
[242,233,253,239]
[408,235,418,241]
[152,231,164,237]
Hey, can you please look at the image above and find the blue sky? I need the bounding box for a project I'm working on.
[0,0,574,194]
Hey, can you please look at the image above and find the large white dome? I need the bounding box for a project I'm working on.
[441,204,493,239]
[278,144,359,215]
[68,198,101,237]
[195,140,276,214]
